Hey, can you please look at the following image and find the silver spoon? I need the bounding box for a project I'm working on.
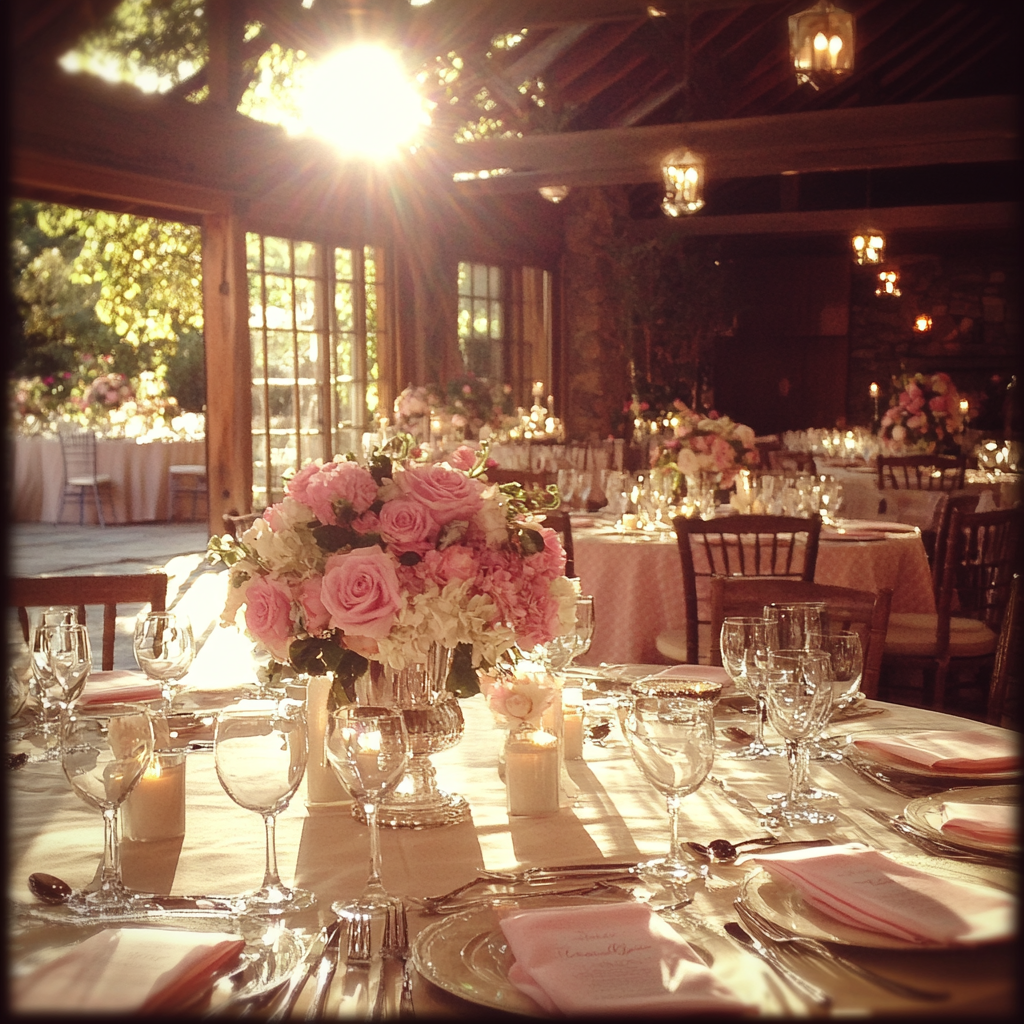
[686,836,779,863]
[28,872,72,904]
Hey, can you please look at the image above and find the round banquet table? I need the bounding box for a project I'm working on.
[10,434,207,524]
[6,640,1018,1018]
[572,515,936,667]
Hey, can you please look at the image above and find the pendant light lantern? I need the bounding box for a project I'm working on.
[852,231,885,266]
[789,1,855,90]
[661,150,705,217]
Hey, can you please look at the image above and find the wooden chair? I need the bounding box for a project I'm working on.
[656,513,822,664]
[222,510,263,539]
[881,506,1021,710]
[9,573,168,671]
[56,426,114,527]
[767,450,817,475]
[538,508,574,579]
[876,454,967,492]
[709,577,892,699]
[924,492,980,596]
[168,463,209,521]
[987,573,1020,727]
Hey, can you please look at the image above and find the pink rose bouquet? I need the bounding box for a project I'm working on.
[880,372,965,453]
[210,437,575,702]
[653,402,758,488]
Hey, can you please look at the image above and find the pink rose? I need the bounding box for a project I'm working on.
[525,525,565,578]
[398,464,485,526]
[285,461,323,506]
[352,510,381,535]
[304,461,379,525]
[425,544,480,585]
[448,446,477,471]
[321,547,403,639]
[244,576,294,655]
[378,497,436,557]
[295,577,330,635]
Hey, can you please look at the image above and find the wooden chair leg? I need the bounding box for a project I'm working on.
[931,659,950,711]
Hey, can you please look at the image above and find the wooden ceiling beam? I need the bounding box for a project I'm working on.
[439,95,1019,191]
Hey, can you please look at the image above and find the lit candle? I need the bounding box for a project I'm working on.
[305,676,351,806]
[959,398,970,416]
[869,383,879,398]
[562,686,584,760]
[532,380,544,400]
[505,729,560,816]
[122,750,186,842]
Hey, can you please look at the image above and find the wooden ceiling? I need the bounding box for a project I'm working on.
[8,0,1020,233]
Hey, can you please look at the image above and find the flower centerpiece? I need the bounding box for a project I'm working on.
[652,401,759,495]
[209,436,576,709]
[393,385,432,442]
[879,372,965,454]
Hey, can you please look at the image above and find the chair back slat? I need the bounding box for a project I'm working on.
[673,514,822,664]
[877,455,967,492]
[987,573,1020,727]
[9,573,169,671]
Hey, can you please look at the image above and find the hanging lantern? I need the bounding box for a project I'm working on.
[875,270,901,297]
[852,230,885,266]
[913,313,933,333]
[538,185,570,203]
[789,2,855,90]
[661,150,705,217]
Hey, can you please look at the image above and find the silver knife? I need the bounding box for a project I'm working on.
[305,918,344,1019]
[724,922,832,1009]
[266,920,340,1022]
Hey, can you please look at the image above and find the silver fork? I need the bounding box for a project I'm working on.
[340,913,373,1017]
[734,900,948,1002]
[370,907,397,1020]
[396,904,415,1019]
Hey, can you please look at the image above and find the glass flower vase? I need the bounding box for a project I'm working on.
[356,644,468,828]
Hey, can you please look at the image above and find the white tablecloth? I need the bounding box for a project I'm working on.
[7,649,1017,1017]
[11,435,207,524]
[573,517,936,667]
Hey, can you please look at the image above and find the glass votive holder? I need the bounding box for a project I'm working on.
[505,724,560,816]
[122,748,186,842]
[561,686,585,760]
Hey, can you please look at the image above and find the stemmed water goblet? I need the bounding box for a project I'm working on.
[214,698,317,914]
[60,702,154,914]
[325,705,409,917]
[803,628,864,778]
[134,611,196,709]
[762,649,836,828]
[763,602,828,651]
[28,606,78,758]
[623,686,715,897]
[44,623,93,710]
[719,617,778,759]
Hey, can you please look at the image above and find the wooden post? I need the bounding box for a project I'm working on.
[202,210,252,533]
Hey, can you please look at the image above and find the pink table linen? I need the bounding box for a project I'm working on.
[850,729,1020,773]
[573,518,935,666]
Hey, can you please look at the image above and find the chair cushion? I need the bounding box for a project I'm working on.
[67,475,112,486]
[655,630,689,662]
[168,465,207,476]
[888,612,989,633]
[884,617,997,658]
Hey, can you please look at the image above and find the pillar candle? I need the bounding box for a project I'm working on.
[505,729,560,816]
[305,675,352,807]
[122,750,185,842]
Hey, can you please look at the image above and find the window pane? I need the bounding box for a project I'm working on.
[335,248,353,280]
[472,263,487,294]
[246,232,262,270]
[473,298,489,337]
[293,240,317,276]
[263,236,291,273]
[294,277,317,331]
[489,265,501,294]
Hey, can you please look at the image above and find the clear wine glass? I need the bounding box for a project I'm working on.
[214,699,316,914]
[762,649,836,828]
[324,705,409,917]
[623,687,715,897]
[28,606,78,759]
[556,468,577,509]
[60,703,154,914]
[44,623,92,711]
[803,629,864,775]
[763,603,829,651]
[718,617,779,759]
[569,595,595,665]
[134,612,196,709]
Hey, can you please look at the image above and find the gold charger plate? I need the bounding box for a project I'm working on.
[903,784,1019,856]
[740,852,1016,950]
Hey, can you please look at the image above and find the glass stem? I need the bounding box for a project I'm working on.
[262,812,283,890]
[666,793,684,864]
[364,800,386,895]
[786,739,808,802]
[98,807,122,897]
[754,694,768,747]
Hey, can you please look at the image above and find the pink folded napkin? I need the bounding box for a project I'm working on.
[499,902,750,1015]
[648,665,731,685]
[851,729,1019,774]
[12,927,246,1013]
[940,802,1017,848]
[751,843,1016,945]
[79,671,163,706]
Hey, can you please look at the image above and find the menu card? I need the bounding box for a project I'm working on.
[851,729,1020,774]
[499,902,750,1015]
[751,843,1015,945]
[940,802,1017,848]
[12,927,246,1013]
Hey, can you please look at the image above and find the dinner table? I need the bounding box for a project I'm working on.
[10,434,207,524]
[6,620,1018,1017]
[571,513,937,668]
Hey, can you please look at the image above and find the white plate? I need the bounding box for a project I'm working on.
[842,728,1020,783]
[903,784,1019,856]
[739,852,1016,950]
[11,914,308,1011]
[411,898,716,1016]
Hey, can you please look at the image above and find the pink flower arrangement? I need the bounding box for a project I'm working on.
[880,372,964,453]
[652,402,758,488]
[213,440,576,701]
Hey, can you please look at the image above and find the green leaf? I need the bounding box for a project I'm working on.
[312,524,354,552]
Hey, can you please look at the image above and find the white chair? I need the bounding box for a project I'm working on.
[168,464,208,521]
[56,427,114,527]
